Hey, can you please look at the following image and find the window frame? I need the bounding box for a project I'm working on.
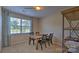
[9,16,32,35]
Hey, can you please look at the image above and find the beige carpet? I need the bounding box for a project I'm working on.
[1,39,62,53]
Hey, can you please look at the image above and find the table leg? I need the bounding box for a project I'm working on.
[36,38,39,50]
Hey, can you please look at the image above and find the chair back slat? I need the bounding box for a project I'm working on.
[42,35,47,41]
[49,33,54,40]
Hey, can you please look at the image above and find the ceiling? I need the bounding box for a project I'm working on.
[4,6,74,18]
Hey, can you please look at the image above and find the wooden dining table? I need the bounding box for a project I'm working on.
[29,35,42,49]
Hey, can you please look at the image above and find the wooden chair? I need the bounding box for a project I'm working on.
[46,33,54,46]
[36,34,47,50]
[29,32,35,45]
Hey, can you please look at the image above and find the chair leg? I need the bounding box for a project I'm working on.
[50,40,53,45]
[29,39,31,45]
[45,42,47,48]
[48,41,50,46]
[33,40,35,45]
[40,42,43,50]
[36,44,38,50]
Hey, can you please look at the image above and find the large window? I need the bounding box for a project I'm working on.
[10,17,32,34]
[22,19,32,33]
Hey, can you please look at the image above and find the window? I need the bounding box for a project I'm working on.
[10,17,21,34]
[22,19,32,33]
[10,17,32,34]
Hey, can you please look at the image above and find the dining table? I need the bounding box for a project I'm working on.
[29,35,42,49]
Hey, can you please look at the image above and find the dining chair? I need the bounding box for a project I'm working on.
[29,32,35,45]
[37,34,47,50]
[46,33,54,46]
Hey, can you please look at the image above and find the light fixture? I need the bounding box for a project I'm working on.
[23,6,44,12]
[33,6,44,11]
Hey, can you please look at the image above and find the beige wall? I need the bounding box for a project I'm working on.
[40,12,62,40]
[0,7,2,51]
[32,18,39,32]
